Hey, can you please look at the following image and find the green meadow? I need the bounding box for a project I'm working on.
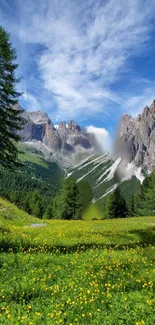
[0,198,155,325]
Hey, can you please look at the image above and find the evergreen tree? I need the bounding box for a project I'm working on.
[23,193,31,214]
[53,178,82,220]
[134,172,155,216]
[128,195,135,217]
[44,200,54,219]
[105,187,128,219]
[30,191,43,218]
[77,180,93,213]
[0,26,24,168]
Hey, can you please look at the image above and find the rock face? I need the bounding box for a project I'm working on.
[117,99,155,168]
[19,110,97,160]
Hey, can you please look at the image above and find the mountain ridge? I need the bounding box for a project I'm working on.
[117,99,155,169]
[19,110,101,166]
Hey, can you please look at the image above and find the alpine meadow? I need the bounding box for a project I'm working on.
[0,1,155,325]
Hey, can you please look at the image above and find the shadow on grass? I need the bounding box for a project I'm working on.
[0,227,155,254]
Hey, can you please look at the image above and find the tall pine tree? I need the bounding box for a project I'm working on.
[0,26,23,167]
[77,180,93,213]
[53,178,82,220]
[134,172,155,216]
[128,195,135,217]
[105,187,128,219]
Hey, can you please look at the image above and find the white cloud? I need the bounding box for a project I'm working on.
[125,86,155,117]
[21,93,42,112]
[1,0,155,120]
[86,125,112,153]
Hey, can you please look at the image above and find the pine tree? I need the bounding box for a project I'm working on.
[44,200,54,219]
[30,191,43,218]
[134,171,155,216]
[77,180,93,213]
[53,178,82,220]
[105,187,128,219]
[0,26,24,168]
[128,195,135,217]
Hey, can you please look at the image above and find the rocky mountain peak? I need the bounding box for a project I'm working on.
[149,99,155,115]
[58,121,67,130]
[19,108,97,164]
[117,99,155,168]
[142,105,150,116]
[68,120,81,133]
[28,110,51,125]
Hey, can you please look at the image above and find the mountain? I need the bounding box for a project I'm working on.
[17,108,145,205]
[19,110,100,166]
[65,154,141,205]
[116,99,155,169]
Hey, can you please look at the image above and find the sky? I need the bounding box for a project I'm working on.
[1,0,155,143]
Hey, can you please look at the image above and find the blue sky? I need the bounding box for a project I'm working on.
[1,0,155,137]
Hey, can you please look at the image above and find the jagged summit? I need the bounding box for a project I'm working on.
[23,110,52,125]
[116,99,155,168]
[19,109,98,165]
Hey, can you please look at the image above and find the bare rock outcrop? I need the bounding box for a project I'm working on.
[116,100,155,168]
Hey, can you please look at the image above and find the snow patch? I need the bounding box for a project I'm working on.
[104,157,122,181]
[78,154,106,171]
[77,156,107,182]
[121,162,144,183]
[93,184,118,202]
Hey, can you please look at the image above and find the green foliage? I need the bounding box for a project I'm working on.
[0,26,24,168]
[128,195,135,217]
[0,197,154,325]
[44,200,54,219]
[0,157,63,218]
[29,191,43,218]
[119,176,140,203]
[134,171,155,216]
[82,202,104,220]
[105,187,128,219]
[78,180,93,213]
[53,178,82,220]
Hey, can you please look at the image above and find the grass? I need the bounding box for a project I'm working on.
[0,198,155,325]
[19,151,48,168]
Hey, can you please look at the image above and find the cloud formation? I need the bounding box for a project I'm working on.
[86,125,112,153]
[1,0,155,123]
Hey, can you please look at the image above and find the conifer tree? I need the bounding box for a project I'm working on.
[53,178,82,220]
[44,200,54,219]
[134,172,155,216]
[77,180,93,213]
[105,187,128,219]
[30,191,43,218]
[0,26,23,167]
[128,195,135,217]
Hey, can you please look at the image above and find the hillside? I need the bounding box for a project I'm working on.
[0,145,142,215]
[0,197,37,227]
[0,146,64,216]
[65,154,141,204]
[0,198,155,325]
[1,197,155,249]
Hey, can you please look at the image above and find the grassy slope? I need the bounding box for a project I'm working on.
[0,198,40,227]
[0,198,155,325]
[19,151,47,167]
[19,143,48,167]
